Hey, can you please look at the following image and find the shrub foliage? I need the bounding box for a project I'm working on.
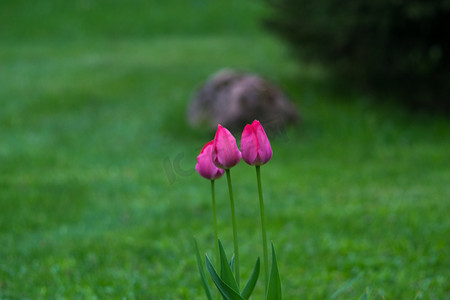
[265,0,450,113]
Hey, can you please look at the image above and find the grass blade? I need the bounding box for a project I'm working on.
[330,273,361,299]
[266,243,281,300]
[206,255,244,300]
[193,239,214,300]
[241,257,260,300]
[358,288,370,300]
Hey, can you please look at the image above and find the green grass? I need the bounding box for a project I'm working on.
[1,1,449,299]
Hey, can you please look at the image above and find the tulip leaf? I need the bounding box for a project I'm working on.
[241,257,260,300]
[266,244,282,300]
[206,255,244,300]
[229,253,235,272]
[193,239,214,300]
[218,240,239,292]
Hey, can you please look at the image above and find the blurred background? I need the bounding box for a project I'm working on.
[0,0,449,299]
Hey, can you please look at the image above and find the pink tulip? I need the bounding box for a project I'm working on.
[241,120,273,166]
[212,124,241,169]
[195,141,225,180]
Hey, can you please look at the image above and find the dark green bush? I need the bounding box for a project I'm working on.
[265,0,450,113]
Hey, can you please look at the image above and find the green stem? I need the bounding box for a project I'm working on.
[256,165,269,294]
[211,180,220,300]
[211,179,220,272]
[226,169,240,288]
[211,180,219,271]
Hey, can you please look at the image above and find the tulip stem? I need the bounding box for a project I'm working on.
[226,168,240,288]
[256,165,269,294]
[211,180,221,300]
[210,180,220,271]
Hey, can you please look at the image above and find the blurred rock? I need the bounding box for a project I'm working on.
[188,69,299,133]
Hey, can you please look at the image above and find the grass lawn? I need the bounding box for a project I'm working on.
[1,1,449,299]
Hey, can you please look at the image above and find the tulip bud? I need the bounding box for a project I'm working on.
[241,120,273,166]
[195,141,225,180]
[212,125,242,169]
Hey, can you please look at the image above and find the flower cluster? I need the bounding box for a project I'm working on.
[195,120,273,175]
[194,120,281,300]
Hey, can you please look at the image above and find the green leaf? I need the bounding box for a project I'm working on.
[266,244,281,300]
[229,253,235,272]
[241,257,260,300]
[206,255,244,300]
[193,238,214,300]
[218,240,240,292]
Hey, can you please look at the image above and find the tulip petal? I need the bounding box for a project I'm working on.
[241,124,258,165]
[253,120,273,165]
[212,125,241,169]
[196,140,225,180]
